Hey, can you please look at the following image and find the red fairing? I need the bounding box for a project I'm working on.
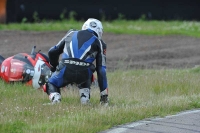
[0,52,51,87]
[91,74,96,82]
[36,53,50,67]
[0,45,52,89]
[0,49,96,89]
[8,58,25,81]
[0,57,12,82]
[0,57,25,82]
[42,84,47,92]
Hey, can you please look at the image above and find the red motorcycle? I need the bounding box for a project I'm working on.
[0,46,51,89]
[0,46,98,90]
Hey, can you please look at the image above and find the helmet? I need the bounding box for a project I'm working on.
[82,18,103,39]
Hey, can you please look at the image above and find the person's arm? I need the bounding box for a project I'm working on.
[48,30,73,71]
[96,40,108,95]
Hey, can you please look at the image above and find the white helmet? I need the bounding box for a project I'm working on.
[82,18,103,39]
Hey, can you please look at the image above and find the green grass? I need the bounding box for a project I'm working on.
[0,20,200,37]
[1,68,200,133]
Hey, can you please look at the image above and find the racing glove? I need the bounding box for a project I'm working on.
[49,63,58,72]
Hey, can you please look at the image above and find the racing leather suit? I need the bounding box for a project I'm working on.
[46,29,108,98]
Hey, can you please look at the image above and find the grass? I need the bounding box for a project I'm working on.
[0,20,200,37]
[1,68,200,133]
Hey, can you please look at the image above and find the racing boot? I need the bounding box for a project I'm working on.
[79,88,90,105]
[100,95,109,106]
[100,88,109,106]
[49,92,61,104]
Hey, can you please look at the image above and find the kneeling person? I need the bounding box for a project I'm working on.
[45,18,109,105]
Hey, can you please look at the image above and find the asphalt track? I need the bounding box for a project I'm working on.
[100,109,200,133]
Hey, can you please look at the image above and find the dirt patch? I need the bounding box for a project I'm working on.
[0,30,200,71]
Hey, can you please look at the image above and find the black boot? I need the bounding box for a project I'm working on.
[100,95,109,106]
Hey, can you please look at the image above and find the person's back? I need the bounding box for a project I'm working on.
[45,18,109,106]
[61,29,101,61]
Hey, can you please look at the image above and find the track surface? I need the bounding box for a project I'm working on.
[100,109,200,133]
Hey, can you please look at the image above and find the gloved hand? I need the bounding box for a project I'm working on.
[49,63,58,72]
[50,66,56,72]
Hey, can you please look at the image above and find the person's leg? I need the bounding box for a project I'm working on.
[46,83,61,104]
[46,64,67,104]
[78,79,91,104]
[99,87,109,106]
